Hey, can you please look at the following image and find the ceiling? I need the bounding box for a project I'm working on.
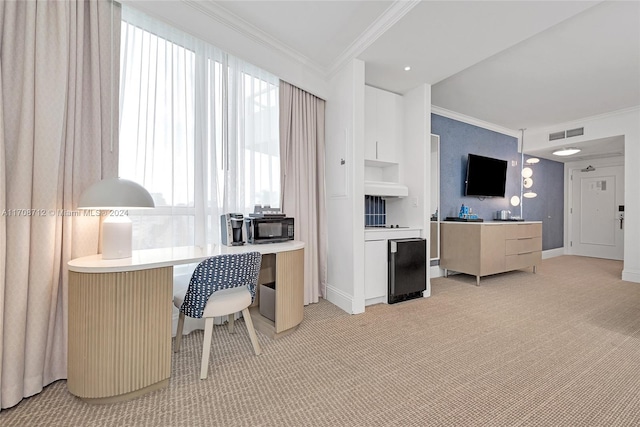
[211,0,639,159]
[526,135,625,163]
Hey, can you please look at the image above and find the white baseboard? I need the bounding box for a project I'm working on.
[365,296,386,307]
[622,269,640,283]
[543,247,565,259]
[325,284,362,314]
[430,265,443,278]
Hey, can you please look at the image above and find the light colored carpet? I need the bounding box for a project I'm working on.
[3,255,640,426]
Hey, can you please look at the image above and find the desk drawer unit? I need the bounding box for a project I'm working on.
[505,223,541,239]
[504,223,542,271]
[506,251,542,270]
[505,236,542,255]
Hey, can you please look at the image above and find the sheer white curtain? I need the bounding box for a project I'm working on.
[119,6,279,250]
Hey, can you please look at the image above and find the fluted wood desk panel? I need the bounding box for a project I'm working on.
[68,267,173,402]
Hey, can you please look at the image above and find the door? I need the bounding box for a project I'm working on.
[570,165,624,260]
[364,239,388,301]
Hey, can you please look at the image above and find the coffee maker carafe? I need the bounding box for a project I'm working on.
[220,213,245,246]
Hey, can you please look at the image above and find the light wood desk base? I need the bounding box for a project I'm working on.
[251,248,304,339]
[68,267,173,404]
[67,242,304,403]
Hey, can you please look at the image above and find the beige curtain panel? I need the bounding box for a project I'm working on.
[0,0,119,410]
[279,81,327,305]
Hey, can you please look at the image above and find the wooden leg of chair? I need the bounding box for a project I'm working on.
[228,314,235,334]
[200,317,214,380]
[174,312,185,353]
[242,308,262,356]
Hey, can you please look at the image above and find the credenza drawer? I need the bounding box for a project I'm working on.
[505,251,541,270]
[505,223,542,239]
[505,237,542,255]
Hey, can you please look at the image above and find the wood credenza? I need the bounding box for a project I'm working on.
[68,242,304,403]
[440,221,542,285]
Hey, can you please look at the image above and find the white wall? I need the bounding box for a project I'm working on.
[124,0,329,99]
[392,84,431,230]
[325,59,366,314]
[401,84,432,296]
[526,107,640,282]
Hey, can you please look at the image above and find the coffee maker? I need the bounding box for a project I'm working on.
[220,213,245,246]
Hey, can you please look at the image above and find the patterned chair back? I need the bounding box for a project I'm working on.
[181,252,262,319]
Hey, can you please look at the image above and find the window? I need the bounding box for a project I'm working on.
[119,7,279,249]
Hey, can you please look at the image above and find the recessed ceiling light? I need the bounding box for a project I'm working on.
[404,66,411,71]
[552,147,581,156]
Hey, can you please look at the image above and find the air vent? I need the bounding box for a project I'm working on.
[566,127,584,138]
[549,131,566,141]
[549,127,585,141]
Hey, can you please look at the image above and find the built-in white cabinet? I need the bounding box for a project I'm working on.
[364,239,387,302]
[364,85,402,165]
[364,228,422,306]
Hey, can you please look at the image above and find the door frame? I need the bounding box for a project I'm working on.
[565,156,625,258]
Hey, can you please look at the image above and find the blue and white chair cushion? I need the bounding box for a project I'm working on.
[181,252,262,319]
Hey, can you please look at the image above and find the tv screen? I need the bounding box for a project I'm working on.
[464,153,507,197]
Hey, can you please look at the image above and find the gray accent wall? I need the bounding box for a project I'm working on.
[432,114,564,250]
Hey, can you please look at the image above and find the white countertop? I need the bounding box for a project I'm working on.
[364,227,422,241]
[440,220,542,225]
[68,240,305,273]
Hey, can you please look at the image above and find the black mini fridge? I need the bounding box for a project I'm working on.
[388,238,427,304]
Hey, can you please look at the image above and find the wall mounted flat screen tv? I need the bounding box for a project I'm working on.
[464,153,507,197]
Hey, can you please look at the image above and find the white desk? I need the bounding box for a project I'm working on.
[67,241,304,403]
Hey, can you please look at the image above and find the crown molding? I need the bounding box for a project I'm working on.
[182,0,328,76]
[527,105,640,135]
[431,105,520,138]
[327,0,421,79]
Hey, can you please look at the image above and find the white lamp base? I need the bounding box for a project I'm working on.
[102,215,133,259]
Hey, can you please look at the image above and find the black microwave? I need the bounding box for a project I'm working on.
[245,217,294,244]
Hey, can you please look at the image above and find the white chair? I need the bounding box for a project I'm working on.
[173,252,262,379]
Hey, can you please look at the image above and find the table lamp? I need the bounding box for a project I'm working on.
[78,178,155,259]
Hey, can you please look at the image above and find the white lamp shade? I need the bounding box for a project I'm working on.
[523,192,537,198]
[510,195,520,207]
[78,178,155,209]
[78,178,154,260]
[102,216,133,259]
[523,177,533,189]
[522,167,533,178]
